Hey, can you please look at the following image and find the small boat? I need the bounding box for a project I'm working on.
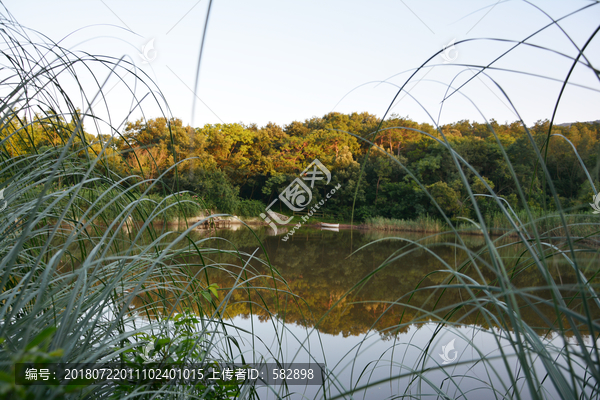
[321,222,339,232]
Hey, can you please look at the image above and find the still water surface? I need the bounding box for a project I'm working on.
[167,225,597,399]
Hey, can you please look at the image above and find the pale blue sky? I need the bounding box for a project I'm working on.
[4,0,600,132]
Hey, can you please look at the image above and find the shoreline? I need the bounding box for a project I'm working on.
[79,214,599,244]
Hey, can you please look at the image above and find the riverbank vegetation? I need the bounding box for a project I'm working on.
[0,12,280,399]
[365,210,600,238]
[4,110,598,225]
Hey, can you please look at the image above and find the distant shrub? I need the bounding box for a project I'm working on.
[236,199,265,217]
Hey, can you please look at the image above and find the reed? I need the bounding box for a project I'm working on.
[0,11,290,399]
[329,2,600,398]
[363,215,444,233]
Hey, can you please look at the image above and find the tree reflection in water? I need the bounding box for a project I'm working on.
[132,226,597,339]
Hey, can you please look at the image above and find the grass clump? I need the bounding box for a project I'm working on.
[363,215,444,232]
[0,10,289,400]
[321,3,600,399]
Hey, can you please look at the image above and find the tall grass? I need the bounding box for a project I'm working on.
[321,3,600,399]
[0,2,599,400]
[365,210,600,241]
[0,9,299,400]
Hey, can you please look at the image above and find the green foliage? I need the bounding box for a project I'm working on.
[114,310,249,399]
[363,215,443,232]
[426,181,461,216]
[11,104,599,223]
[179,168,241,214]
[102,113,599,224]
[235,199,265,217]
[0,17,271,400]
[0,330,68,399]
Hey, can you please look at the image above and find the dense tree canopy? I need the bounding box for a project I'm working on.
[3,111,598,220]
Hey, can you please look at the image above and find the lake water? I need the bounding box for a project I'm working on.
[134,224,599,399]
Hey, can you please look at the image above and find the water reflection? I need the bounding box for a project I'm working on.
[138,225,597,338]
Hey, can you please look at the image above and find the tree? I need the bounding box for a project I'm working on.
[427,181,461,216]
[119,117,193,182]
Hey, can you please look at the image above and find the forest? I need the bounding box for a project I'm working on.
[4,111,599,222]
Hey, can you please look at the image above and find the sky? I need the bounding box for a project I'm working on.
[2,0,600,134]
